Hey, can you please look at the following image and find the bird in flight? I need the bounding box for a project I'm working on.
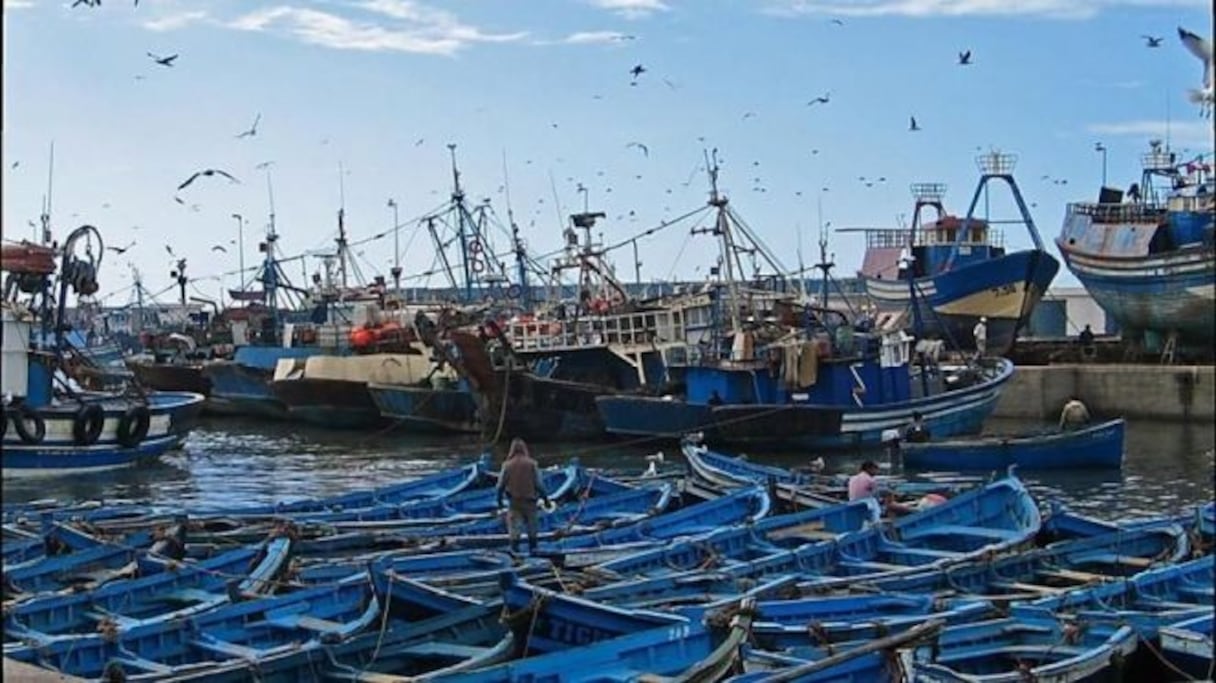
[626,142,649,157]
[807,92,831,106]
[147,52,178,67]
[211,245,228,253]
[830,19,844,26]
[909,116,921,131]
[255,161,275,170]
[958,50,972,65]
[178,168,239,190]
[1178,26,1214,117]
[742,111,757,120]
[106,242,136,255]
[1142,35,1163,47]
[235,113,261,139]
[165,245,176,256]
[630,64,646,79]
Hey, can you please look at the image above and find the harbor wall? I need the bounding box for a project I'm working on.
[992,364,1215,422]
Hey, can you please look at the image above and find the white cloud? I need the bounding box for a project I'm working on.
[4,0,35,8]
[764,0,1207,20]
[228,3,527,56]
[590,0,670,20]
[559,30,637,44]
[142,11,208,32]
[1088,120,1216,148]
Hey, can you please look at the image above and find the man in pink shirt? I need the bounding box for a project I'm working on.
[847,461,880,501]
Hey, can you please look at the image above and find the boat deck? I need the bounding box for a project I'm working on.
[3,658,87,682]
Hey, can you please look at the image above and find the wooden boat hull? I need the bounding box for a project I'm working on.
[902,418,1126,471]
[201,361,286,418]
[1,391,204,474]
[367,381,480,434]
[864,248,1060,355]
[270,376,388,429]
[1159,613,1214,681]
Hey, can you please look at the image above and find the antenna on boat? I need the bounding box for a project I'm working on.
[336,162,349,290]
[40,142,55,245]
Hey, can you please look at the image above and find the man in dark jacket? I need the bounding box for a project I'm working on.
[496,438,550,553]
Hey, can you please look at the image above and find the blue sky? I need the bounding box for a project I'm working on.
[3,0,1213,308]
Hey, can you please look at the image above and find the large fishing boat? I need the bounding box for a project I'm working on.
[850,152,1059,355]
[2,227,204,474]
[595,153,1014,451]
[1056,142,1214,356]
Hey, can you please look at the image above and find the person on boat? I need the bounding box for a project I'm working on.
[904,411,931,443]
[847,461,881,501]
[496,438,551,554]
[972,317,988,358]
[1078,324,1096,361]
[1059,398,1092,431]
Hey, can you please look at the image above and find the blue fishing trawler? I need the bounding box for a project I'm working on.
[850,152,1059,355]
[2,226,204,475]
[596,154,1013,450]
[1057,142,1214,356]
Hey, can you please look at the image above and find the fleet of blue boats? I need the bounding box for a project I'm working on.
[2,452,1212,681]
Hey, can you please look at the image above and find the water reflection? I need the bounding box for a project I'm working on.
[3,416,1212,519]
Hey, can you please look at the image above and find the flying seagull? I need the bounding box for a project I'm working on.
[147,52,178,67]
[1178,26,1214,117]
[830,19,844,26]
[807,92,831,106]
[630,64,646,79]
[958,50,972,65]
[235,113,261,139]
[106,242,136,255]
[909,116,921,131]
[255,161,275,170]
[211,245,228,253]
[742,111,756,120]
[1142,35,1163,47]
[177,168,239,190]
[626,142,649,157]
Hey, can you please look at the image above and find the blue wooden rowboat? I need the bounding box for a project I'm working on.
[864,523,1192,599]
[907,614,1138,683]
[682,439,976,509]
[4,571,384,681]
[402,482,677,547]
[1011,554,1215,640]
[729,618,946,682]
[2,391,206,474]
[901,418,1125,471]
[1039,499,1203,543]
[4,536,293,644]
[403,573,755,683]
[3,522,186,598]
[284,461,586,527]
[0,455,494,526]
[1158,612,1214,681]
[679,592,992,652]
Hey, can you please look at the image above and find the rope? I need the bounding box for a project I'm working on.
[484,356,512,447]
[365,569,395,670]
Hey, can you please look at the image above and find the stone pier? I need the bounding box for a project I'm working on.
[992,364,1215,422]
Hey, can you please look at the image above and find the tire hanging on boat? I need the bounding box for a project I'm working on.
[13,407,46,444]
[0,409,6,440]
[72,403,106,446]
[116,405,151,448]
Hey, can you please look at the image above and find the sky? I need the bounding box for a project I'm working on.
[2,0,1213,310]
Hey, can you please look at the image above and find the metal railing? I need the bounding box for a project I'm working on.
[507,309,686,353]
[1066,202,1166,224]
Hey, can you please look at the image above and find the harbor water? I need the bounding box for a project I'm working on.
[3,416,1212,519]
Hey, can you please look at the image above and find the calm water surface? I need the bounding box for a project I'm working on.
[4,416,1213,520]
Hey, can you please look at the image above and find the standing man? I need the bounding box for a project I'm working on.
[904,411,932,443]
[496,438,550,554]
[972,316,988,359]
[1078,324,1096,361]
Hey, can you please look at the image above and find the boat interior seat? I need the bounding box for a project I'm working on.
[902,525,1022,543]
[112,653,175,675]
[262,613,346,634]
[394,641,493,659]
[190,636,267,661]
[836,560,909,573]
[887,547,960,562]
[1079,553,1154,569]
[162,588,221,604]
[986,581,1067,596]
[1173,584,1214,601]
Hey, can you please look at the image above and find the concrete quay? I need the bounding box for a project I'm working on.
[992,363,1214,422]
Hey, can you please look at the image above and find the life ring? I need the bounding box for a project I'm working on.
[468,239,483,253]
[72,404,106,446]
[471,259,485,273]
[507,284,522,299]
[116,405,151,448]
[13,407,46,444]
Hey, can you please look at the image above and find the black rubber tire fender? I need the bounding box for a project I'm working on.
[72,403,106,446]
[116,405,151,448]
[12,407,46,445]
